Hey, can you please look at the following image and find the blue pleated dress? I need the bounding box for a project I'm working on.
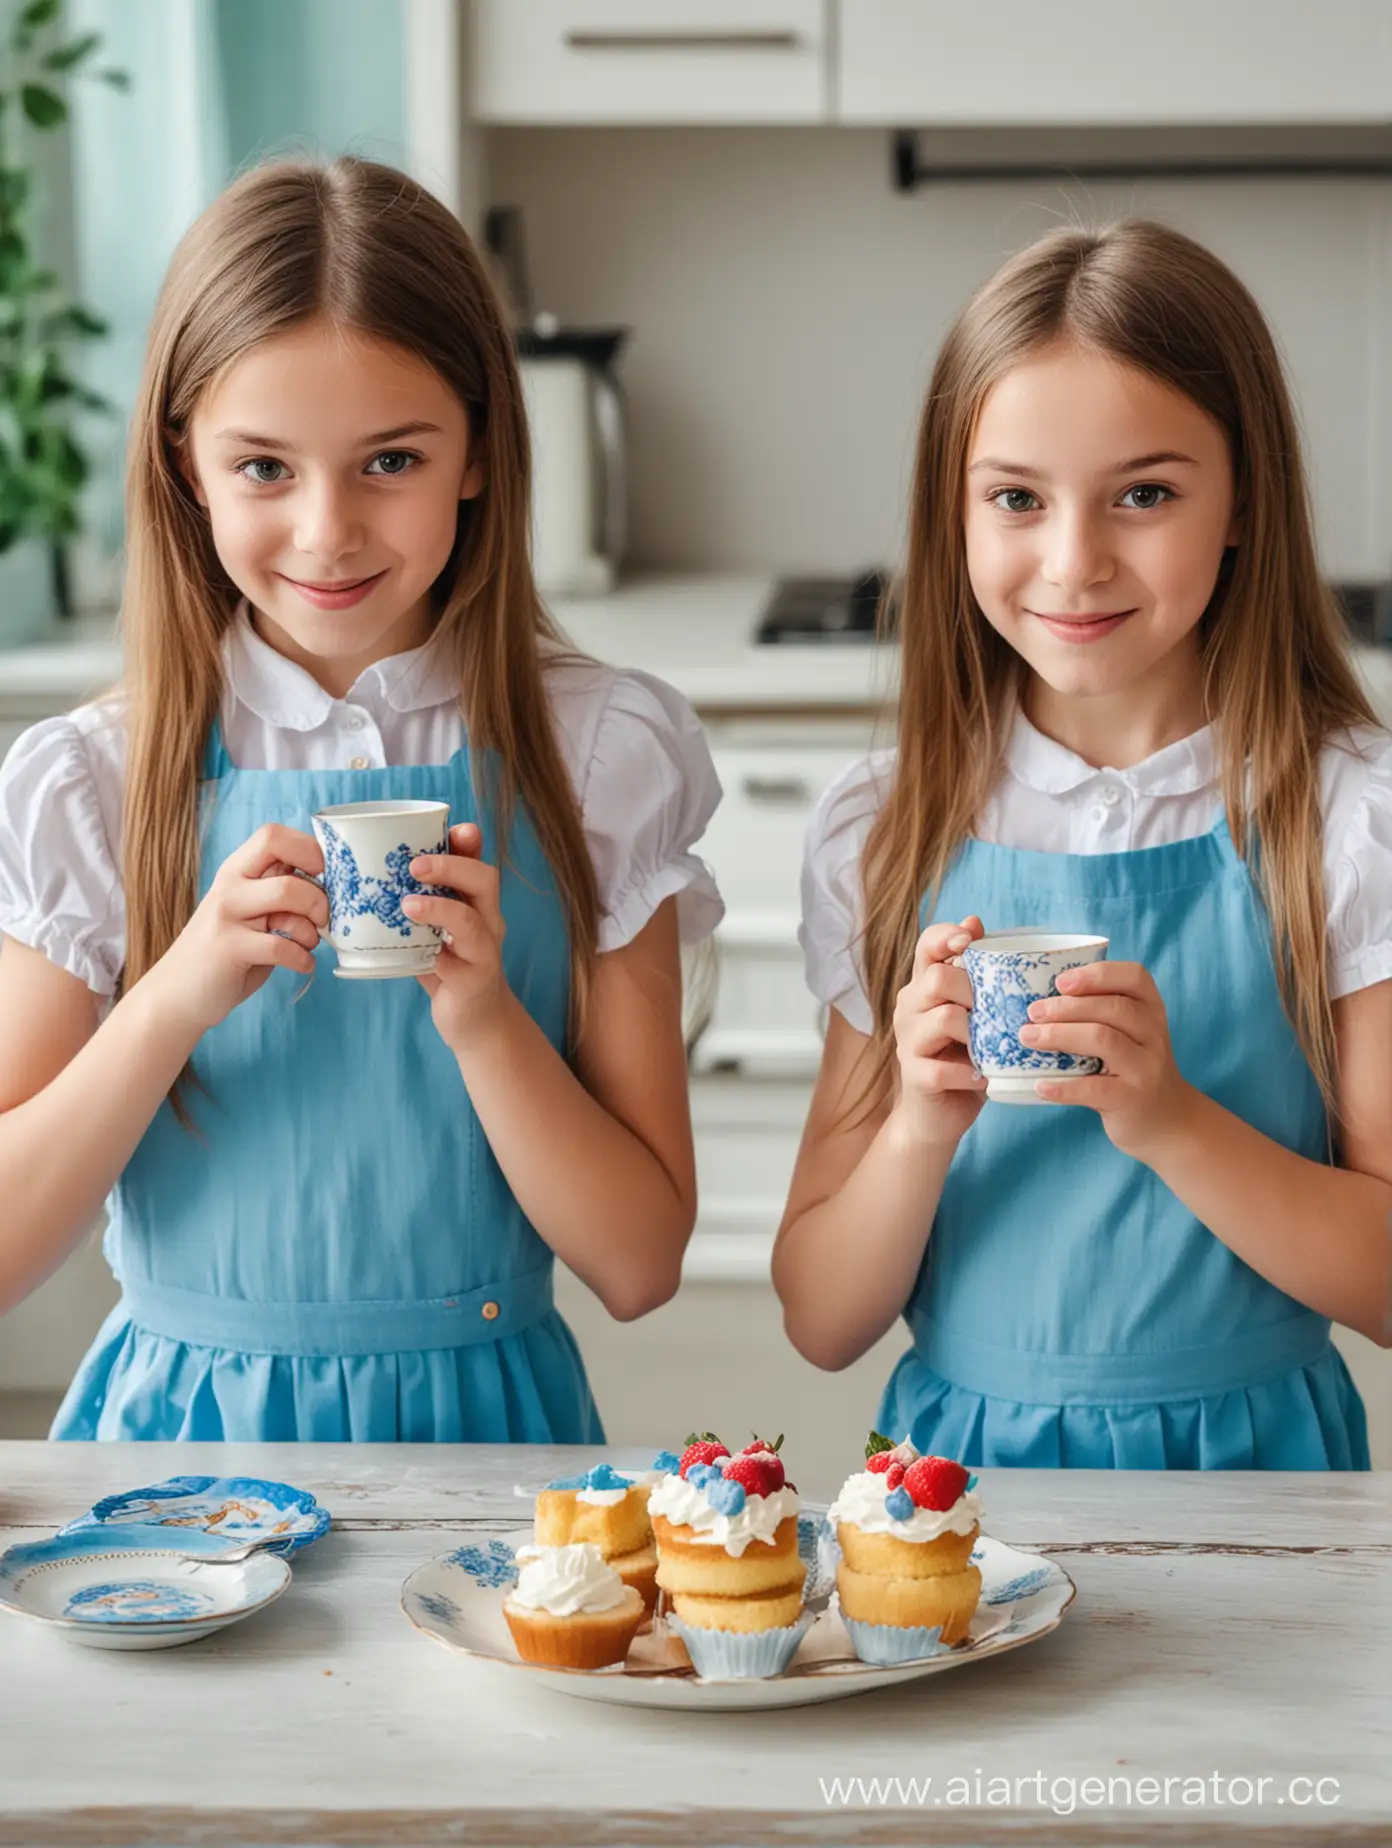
[879,804,1370,1470]
[51,725,605,1443]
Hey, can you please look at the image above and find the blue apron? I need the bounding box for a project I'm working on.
[52,724,605,1443]
[880,806,1370,1470]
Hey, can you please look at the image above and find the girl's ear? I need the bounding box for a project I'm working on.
[170,429,209,508]
[460,457,486,502]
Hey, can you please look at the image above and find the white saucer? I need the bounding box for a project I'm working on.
[0,1525,291,1650]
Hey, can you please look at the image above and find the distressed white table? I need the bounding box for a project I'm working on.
[0,1444,1387,1846]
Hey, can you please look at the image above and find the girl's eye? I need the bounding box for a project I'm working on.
[1118,482,1173,510]
[366,450,418,477]
[990,487,1040,514]
[239,458,288,485]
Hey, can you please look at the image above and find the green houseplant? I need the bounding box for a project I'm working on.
[0,0,126,633]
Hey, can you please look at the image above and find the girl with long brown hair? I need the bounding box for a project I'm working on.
[774,219,1391,1469]
[0,157,722,1442]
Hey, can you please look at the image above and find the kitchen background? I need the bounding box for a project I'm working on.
[1,1,1389,1465]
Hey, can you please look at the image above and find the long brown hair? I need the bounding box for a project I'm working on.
[861,218,1378,1123]
[120,157,600,1080]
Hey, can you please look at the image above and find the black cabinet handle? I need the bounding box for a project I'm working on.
[565,31,801,51]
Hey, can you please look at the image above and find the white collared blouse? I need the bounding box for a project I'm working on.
[802,707,1392,1035]
[0,612,724,998]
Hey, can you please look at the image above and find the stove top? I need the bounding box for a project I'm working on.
[755,570,892,644]
[754,575,1392,646]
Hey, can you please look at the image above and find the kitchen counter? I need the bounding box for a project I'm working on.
[4,578,1392,718]
[0,578,900,714]
[1,1442,1388,1845]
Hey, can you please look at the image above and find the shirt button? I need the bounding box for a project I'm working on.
[481,1300,500,1321]
[347,710,368,731]
[349,754,371,770]
[1100,785,1122,807]
[1091,806,1109,825]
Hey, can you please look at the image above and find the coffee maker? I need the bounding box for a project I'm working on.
[516,316,629,599]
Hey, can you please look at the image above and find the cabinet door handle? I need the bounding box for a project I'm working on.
[565,31,802,51]
[741,774,812,805]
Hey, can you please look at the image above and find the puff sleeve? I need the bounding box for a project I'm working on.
[1324,729,1392,1001]
[797,751,893,1036]
[0,713,125,995]
[581,669,724,952]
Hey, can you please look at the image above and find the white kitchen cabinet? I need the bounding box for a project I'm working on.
[694,728,867,1080]
[469,0,831,124]
[838,1,1392,127]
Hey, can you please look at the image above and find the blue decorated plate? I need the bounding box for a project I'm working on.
[0,1524,291,1651]
[401,1518,1074,1711]
[59,1475,330,1555]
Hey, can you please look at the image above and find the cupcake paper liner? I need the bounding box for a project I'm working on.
[668,1609,815,1681]
[842,1615,952,1666]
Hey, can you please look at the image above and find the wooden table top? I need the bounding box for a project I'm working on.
[1,1442,1388,1846]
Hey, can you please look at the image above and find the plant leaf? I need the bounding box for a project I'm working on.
[94,68,131,92]
[21,84,67,130]
[0,167,29,215]
[0,230,26,294]
[19,0,62,30]
[42,32,102,73]
[50,430,87,489]
[38,304,107,341]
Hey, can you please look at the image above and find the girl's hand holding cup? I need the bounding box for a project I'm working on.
[404,823,511,1050]
[151,824,327,1036]
[889,914,989,1151]
[1022,960,1198,1160]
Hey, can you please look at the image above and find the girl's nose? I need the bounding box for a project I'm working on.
[292,482,366,562]
[1041,510,1114,596]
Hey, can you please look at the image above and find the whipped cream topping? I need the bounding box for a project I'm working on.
[648,1470,797,1557]
[509,1543,629,1616]
[827,1470,982,1544]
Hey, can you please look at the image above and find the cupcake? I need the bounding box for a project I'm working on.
[502,1542,645,1668]
[649,1432,810,1678]
[827,1433,983,1665]
[534,1460,663,1614]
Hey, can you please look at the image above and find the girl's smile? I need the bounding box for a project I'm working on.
[1030,609,1136,642]
[277,569,390,610]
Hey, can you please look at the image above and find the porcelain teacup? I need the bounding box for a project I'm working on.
[310,798,450,980]
[962,930,1110,1106]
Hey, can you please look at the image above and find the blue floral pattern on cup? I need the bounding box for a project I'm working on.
[319,822,447,940]
[963,942,1102,1077]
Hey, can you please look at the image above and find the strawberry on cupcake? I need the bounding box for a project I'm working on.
[827,1431,984,1665]
[648,1430,810,1679]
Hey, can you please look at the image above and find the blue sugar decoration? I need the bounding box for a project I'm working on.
[584,1464,629,1491]
[651,1450,681,1472]
[884,1486,915,1521]
[705,1476,747,1517]
[544,1473,588,1491]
